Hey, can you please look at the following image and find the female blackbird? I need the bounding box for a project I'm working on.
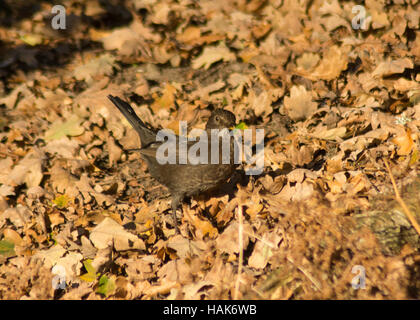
[108,95,237,232]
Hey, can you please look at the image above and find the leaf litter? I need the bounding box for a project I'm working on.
[0,0,420,300]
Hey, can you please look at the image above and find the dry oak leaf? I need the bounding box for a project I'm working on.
[44,137,79,158]
[216,221,252,255]
[189,214,218,240]
[181,281,215,299]
[192,43,236,70]
[228,73,251,99]
[176,26,201,44]
[44,114,84,141]
[247,89,281,118]
[35,88,71,111]
[101,27,147,57]
[1,205,32,228]
[372,58,414,78]
[166,235,206,259]
[190,80,226,101]
[151,83,177,113]
[0,158,13,184]
[50,163,79,197]
[310,126,347,141]
[89,217,146,251]
[76,174,113,206]
[370,8,390,29]
[0,185,14,197]
[296,52,320,74]
[284,85,317,121]
[0,83,34,110]
[7,149,45,188]
[248,232,282,269]
[393,78,420,92]
[289,181,315,202]
[56,251,84,278]
[392,128,416,156]
[143,280,179,298]
[73,54,117,84]
[35,245,83,279]
[34,244,66,267]
[326,173,346,194]
[2,228,24,247]
[307,45,348,81]
[288,144,314,167]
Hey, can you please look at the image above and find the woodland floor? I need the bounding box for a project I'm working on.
[0,0,420,299]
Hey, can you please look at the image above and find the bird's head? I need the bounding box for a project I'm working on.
[205,109,236,130]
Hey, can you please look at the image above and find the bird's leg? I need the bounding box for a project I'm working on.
[171,194,182,233]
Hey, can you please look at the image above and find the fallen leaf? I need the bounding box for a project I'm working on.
[248,232,281,269]
[0,240,15,258]
[44,137,80,158]
[80,259,98,282]
[53,194,70,209]
[73,54,116,83]
[373,58,414,78]
[45,115,85,141]
[192,43,235,70]
[2,229,23,246]
[151,83,177,113]
[20,34,43,46]
[311,127,347,141]
[7,149,44,188]
[97,275,115,297]
[35,244,66,267]
[392,128,415,156]
[0,185,15,197]
[284,85,317,121]
[296,52,320,74]
[248,89,273,118]
[90,217,145,251]
[216,221,252,255]
[308,45,348,81]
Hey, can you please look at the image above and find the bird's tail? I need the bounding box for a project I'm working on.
[108,95,156,146]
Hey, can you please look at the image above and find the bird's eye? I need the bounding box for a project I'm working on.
[214,115,220,122]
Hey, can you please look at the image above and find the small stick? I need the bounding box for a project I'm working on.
[384,159,420,237]
[234,205,244,300]
[287,257,322,291]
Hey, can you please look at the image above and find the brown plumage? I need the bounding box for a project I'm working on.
[108,95,237,232]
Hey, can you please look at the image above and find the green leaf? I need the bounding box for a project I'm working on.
[48,232,57,246]
[409,148,418,166]
[79,259,98,282]
[44,115,84,141]
[235,121,248,130]
[53,194,70,209]
[20,34,43,46]
[97,275,115,297]
[0,240,15,258]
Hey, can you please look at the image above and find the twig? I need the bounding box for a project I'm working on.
[287,257,322,291]
[234,205,244,300]
[384,159,420,237]
[243,230,276,248]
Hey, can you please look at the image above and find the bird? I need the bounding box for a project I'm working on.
[108,95,238,232]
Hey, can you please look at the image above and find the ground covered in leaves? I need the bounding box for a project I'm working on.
[1,0,420,299]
